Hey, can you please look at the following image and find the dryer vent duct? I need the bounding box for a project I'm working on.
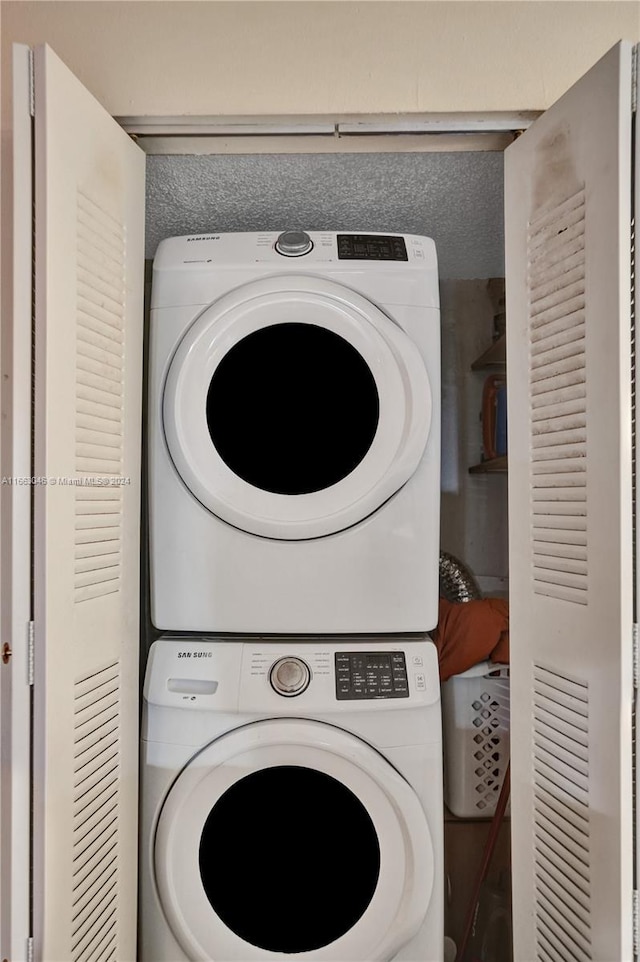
[439,552,483,603]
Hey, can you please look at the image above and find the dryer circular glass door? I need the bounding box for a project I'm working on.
[163,275,432,539]
[154,719,434,961]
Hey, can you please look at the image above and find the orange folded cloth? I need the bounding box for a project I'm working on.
[431,597,509,682]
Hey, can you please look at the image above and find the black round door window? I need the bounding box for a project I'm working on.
[206,323,380,495]
[199,765,381,953]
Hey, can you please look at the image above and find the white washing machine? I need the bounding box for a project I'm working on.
[140,637,444,962]
[148,230,440,633]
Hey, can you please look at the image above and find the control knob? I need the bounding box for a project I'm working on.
[275,230,313,257]
[269,656,311,696]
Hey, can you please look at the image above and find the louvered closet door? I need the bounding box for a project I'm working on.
[1,44,35,962]
[505,42,634,962]
[32,45,145,962]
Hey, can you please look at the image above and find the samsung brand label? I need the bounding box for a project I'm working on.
[186,236,220,242]
[177,651,212,658]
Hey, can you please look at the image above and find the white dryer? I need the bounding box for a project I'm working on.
[149,230,440,633]
[139,637,444,962]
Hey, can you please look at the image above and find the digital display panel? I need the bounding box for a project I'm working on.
[335,651,409,700]
[336,234,408,261]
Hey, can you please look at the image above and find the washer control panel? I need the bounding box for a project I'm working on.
[270,656,311,697]
[335,651,409,700]
[143,638,440,714]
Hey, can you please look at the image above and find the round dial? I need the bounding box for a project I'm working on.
[269,656,311,696]
[275,230,313,257]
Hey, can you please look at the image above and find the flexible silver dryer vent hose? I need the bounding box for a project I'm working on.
[439,551,483,603]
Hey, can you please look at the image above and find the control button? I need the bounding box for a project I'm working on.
[269,657,311,696]
[412,656,424,667]
[275,230,313,257]
[415,673,426,692]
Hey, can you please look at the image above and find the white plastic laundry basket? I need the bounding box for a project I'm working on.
[441,661,510,818]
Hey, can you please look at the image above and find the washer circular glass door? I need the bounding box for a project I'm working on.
[163,275,432,540]
[154,719,434,961]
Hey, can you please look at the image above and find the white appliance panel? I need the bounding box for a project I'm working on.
[149,231,441,633]
[139,638,443,962]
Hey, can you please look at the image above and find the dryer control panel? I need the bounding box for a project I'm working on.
[152,230,435,272]
[150,231,440,314]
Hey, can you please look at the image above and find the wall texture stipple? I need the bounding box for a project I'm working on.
[145,152,504,280]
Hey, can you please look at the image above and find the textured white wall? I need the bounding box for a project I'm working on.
[144,152,505,271]
[2,1,639,119]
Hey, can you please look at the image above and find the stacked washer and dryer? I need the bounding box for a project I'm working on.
[140,230,445,962]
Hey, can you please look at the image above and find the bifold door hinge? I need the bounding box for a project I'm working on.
[633,889,639,957]
[633,624,640,690]
[28,620,34,686]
